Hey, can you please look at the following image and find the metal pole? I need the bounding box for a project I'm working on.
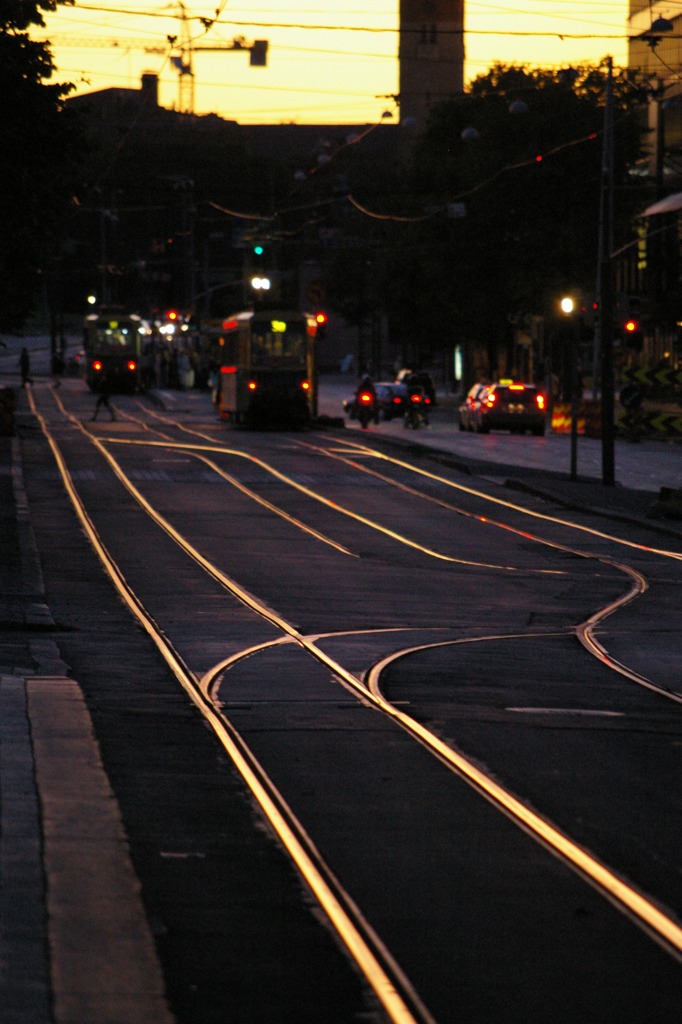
[570,318,578,480]
[600,57,616,486]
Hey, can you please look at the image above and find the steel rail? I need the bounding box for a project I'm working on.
[319,435,682,562]
[364,640,682,963]
[35,389,682,966]
[294,437,682,702]
[29,389,436,1024]
[117,406,357,555]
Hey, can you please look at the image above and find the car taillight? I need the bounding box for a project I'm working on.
[485,393,496,407]
[393,396,402,404]
[359,391,373,404]
[248,380,257,391]
[509,383,525,391]
[410,392,422,404]
[536,394,546,411]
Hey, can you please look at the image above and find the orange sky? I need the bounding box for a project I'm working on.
[38,2,632,124]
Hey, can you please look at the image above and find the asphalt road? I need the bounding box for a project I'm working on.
[3,375,682,1023]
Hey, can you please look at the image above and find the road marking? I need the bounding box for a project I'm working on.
[507,707,625,717]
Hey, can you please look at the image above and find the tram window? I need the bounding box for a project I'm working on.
[251,329,305,366]
[95,326,133,350]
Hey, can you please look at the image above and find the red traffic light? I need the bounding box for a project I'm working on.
[624,319,638,333]
[314,312,327,326]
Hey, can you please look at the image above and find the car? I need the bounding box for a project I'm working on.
[343,381,408,422]
[458,383,488,431]
[65,349,86,377]
[374,381,408,420]
[473,381,547,435]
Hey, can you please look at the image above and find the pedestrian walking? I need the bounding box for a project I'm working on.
[19,347,32,386]
[90,370,116,421]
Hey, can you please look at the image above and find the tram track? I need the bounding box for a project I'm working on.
[26,384,682,998]
[113,405,680,703]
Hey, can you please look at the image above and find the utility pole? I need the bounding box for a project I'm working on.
[599,57,615,486]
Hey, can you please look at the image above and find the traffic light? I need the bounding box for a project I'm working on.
[314,311,328,339]
[253,242,264,257]
[580,295,599,329]
[250,40,268,67]
[623,318,643,351]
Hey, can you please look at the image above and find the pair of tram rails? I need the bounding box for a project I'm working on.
[83,307,320,426]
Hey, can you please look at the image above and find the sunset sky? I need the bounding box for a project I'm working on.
[37,2,632,124]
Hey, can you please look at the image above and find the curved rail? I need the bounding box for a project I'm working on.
[30,387,682,978]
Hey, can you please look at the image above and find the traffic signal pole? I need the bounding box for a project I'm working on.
[599,57,616,486]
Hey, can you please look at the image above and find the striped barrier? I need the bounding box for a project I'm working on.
[553,402,682,437]
[551,402,586,435]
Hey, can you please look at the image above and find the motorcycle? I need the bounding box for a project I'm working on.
[404,388,430,429]
[355,387,378,429]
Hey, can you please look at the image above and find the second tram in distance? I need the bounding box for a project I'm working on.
[210,309,319,426]
[84,308,144,392]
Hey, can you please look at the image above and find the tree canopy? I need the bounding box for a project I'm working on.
[322,62,647,380]
[0,0,83,330]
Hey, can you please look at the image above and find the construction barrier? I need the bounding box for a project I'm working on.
[553,401,682,437]
[551,402,585,435]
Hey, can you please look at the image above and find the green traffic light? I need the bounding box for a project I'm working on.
[254,244,264,256]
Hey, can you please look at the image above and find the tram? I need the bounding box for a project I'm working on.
[83,308,145,392]
[212,309,319,425]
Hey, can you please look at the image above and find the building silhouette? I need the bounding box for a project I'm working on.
[399,0,465,127]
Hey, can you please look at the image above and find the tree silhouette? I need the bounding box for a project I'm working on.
[0,0,84,329]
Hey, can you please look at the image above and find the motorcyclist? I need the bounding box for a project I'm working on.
[354,373,377,426]
[404,373,428,427]
[355,373,376,405]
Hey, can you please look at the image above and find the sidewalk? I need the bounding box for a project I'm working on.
[0,425,172,1024]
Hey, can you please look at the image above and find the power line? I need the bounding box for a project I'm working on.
[53,4,632,40]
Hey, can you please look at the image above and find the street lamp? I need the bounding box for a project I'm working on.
[560,296,579,481]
